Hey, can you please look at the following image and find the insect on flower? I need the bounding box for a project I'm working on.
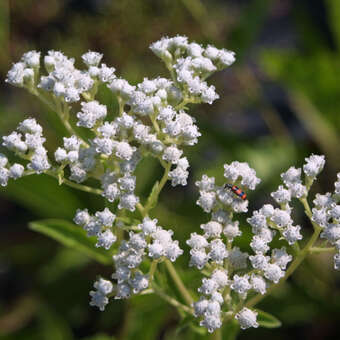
[224,184,247,200]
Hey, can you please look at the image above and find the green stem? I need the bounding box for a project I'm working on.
[152,285,193,314]
[246,225,322,309]
[117,96,125,116]
[45,170,102,195]
[144,162,171,214]
[309,247,335,254]
[245,197,322,309]
[149,260,159,280]
[300,197,312,218]
[31,88,88,146]
[164,259,193,306]
[210,327,222,340]
[136,202,146,218]
[149,114,160,134]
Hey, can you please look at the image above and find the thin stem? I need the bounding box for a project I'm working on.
[152,285,193,314]
[245,197,322,309]
[136,202,146,218]
[210,327,222,340]
[31,88,89,146]
[144,162,171,214]
[149,260,159,280]
[309,247,335,254]
[300,197,312,218]
[45,170,102,195]
[164,259,193,306]
[149,114,160,134]
[117,96,125,116]
[246,225,322,308]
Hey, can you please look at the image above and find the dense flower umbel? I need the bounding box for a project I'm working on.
[2,36,235,314]
[3,35,340,335]
[190,156,339,332]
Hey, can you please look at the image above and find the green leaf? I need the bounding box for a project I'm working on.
[38,304,74,340]
[1,174,82,219]
[29,219,112,265]
[145,180,159,210]
[255,309,282,328]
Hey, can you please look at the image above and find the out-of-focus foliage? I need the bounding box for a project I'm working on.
[0,0,340,339]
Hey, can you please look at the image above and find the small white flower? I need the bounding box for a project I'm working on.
[200,221,222,238]
[271,185,291,204]
[250,274,267,295]
[193,297,209,317]
[165,240,183,262]
[200,313,222,333]
[186,232,209,249]
[282,225,303,245]
[313,193,334,208]
[82,51,103,67]
[281,166,301,186]
[231,274,251,295]
[0,168,9,187]
[264,263,284,283]
[139,217,158,235]
[74,209,91,226]
[320,224,340,244]
[235,308,259,330]
[189,249,209,269]
[95,208,116,227]
[271,247,292,269]
[211,269,229,288]
[118,193,139,211]
[271,209,292,228]
[303,154,325,178]
[129,272,149,294]
[223,220,242,240]
[247,211,267,234]
[9,163,24,179]
[249,254,270,270]
[208,239,228,264]
[197,191,216,213]
[250,235,270,254]
[223,161,261,190]
[162,145,183,164]
[198,278,219,295]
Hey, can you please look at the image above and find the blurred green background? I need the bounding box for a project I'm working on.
[1,0,340,339]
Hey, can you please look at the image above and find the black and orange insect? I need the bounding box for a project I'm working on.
[224,184,247,200]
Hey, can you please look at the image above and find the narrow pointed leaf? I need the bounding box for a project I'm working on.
[256,309,282,328]
[29,219,112,265]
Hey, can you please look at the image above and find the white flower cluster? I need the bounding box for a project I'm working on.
[5,50,40,88]
[196,161,261,214]
[3,36,234,315]
[235,308,259,330]
[311,177,340,270]
[4,36,234,203]
[190,154,338,332]
[3,36,234,216]
[150,36,235,104]
[189,162,261,332]
[1,118,50,186]
[5,36,340,335]
[112,217,183,300]
[55,135,97,183]
[74,208,117,249]
[89,278,113,311]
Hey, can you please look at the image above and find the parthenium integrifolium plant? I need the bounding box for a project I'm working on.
[2,35,340,335]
